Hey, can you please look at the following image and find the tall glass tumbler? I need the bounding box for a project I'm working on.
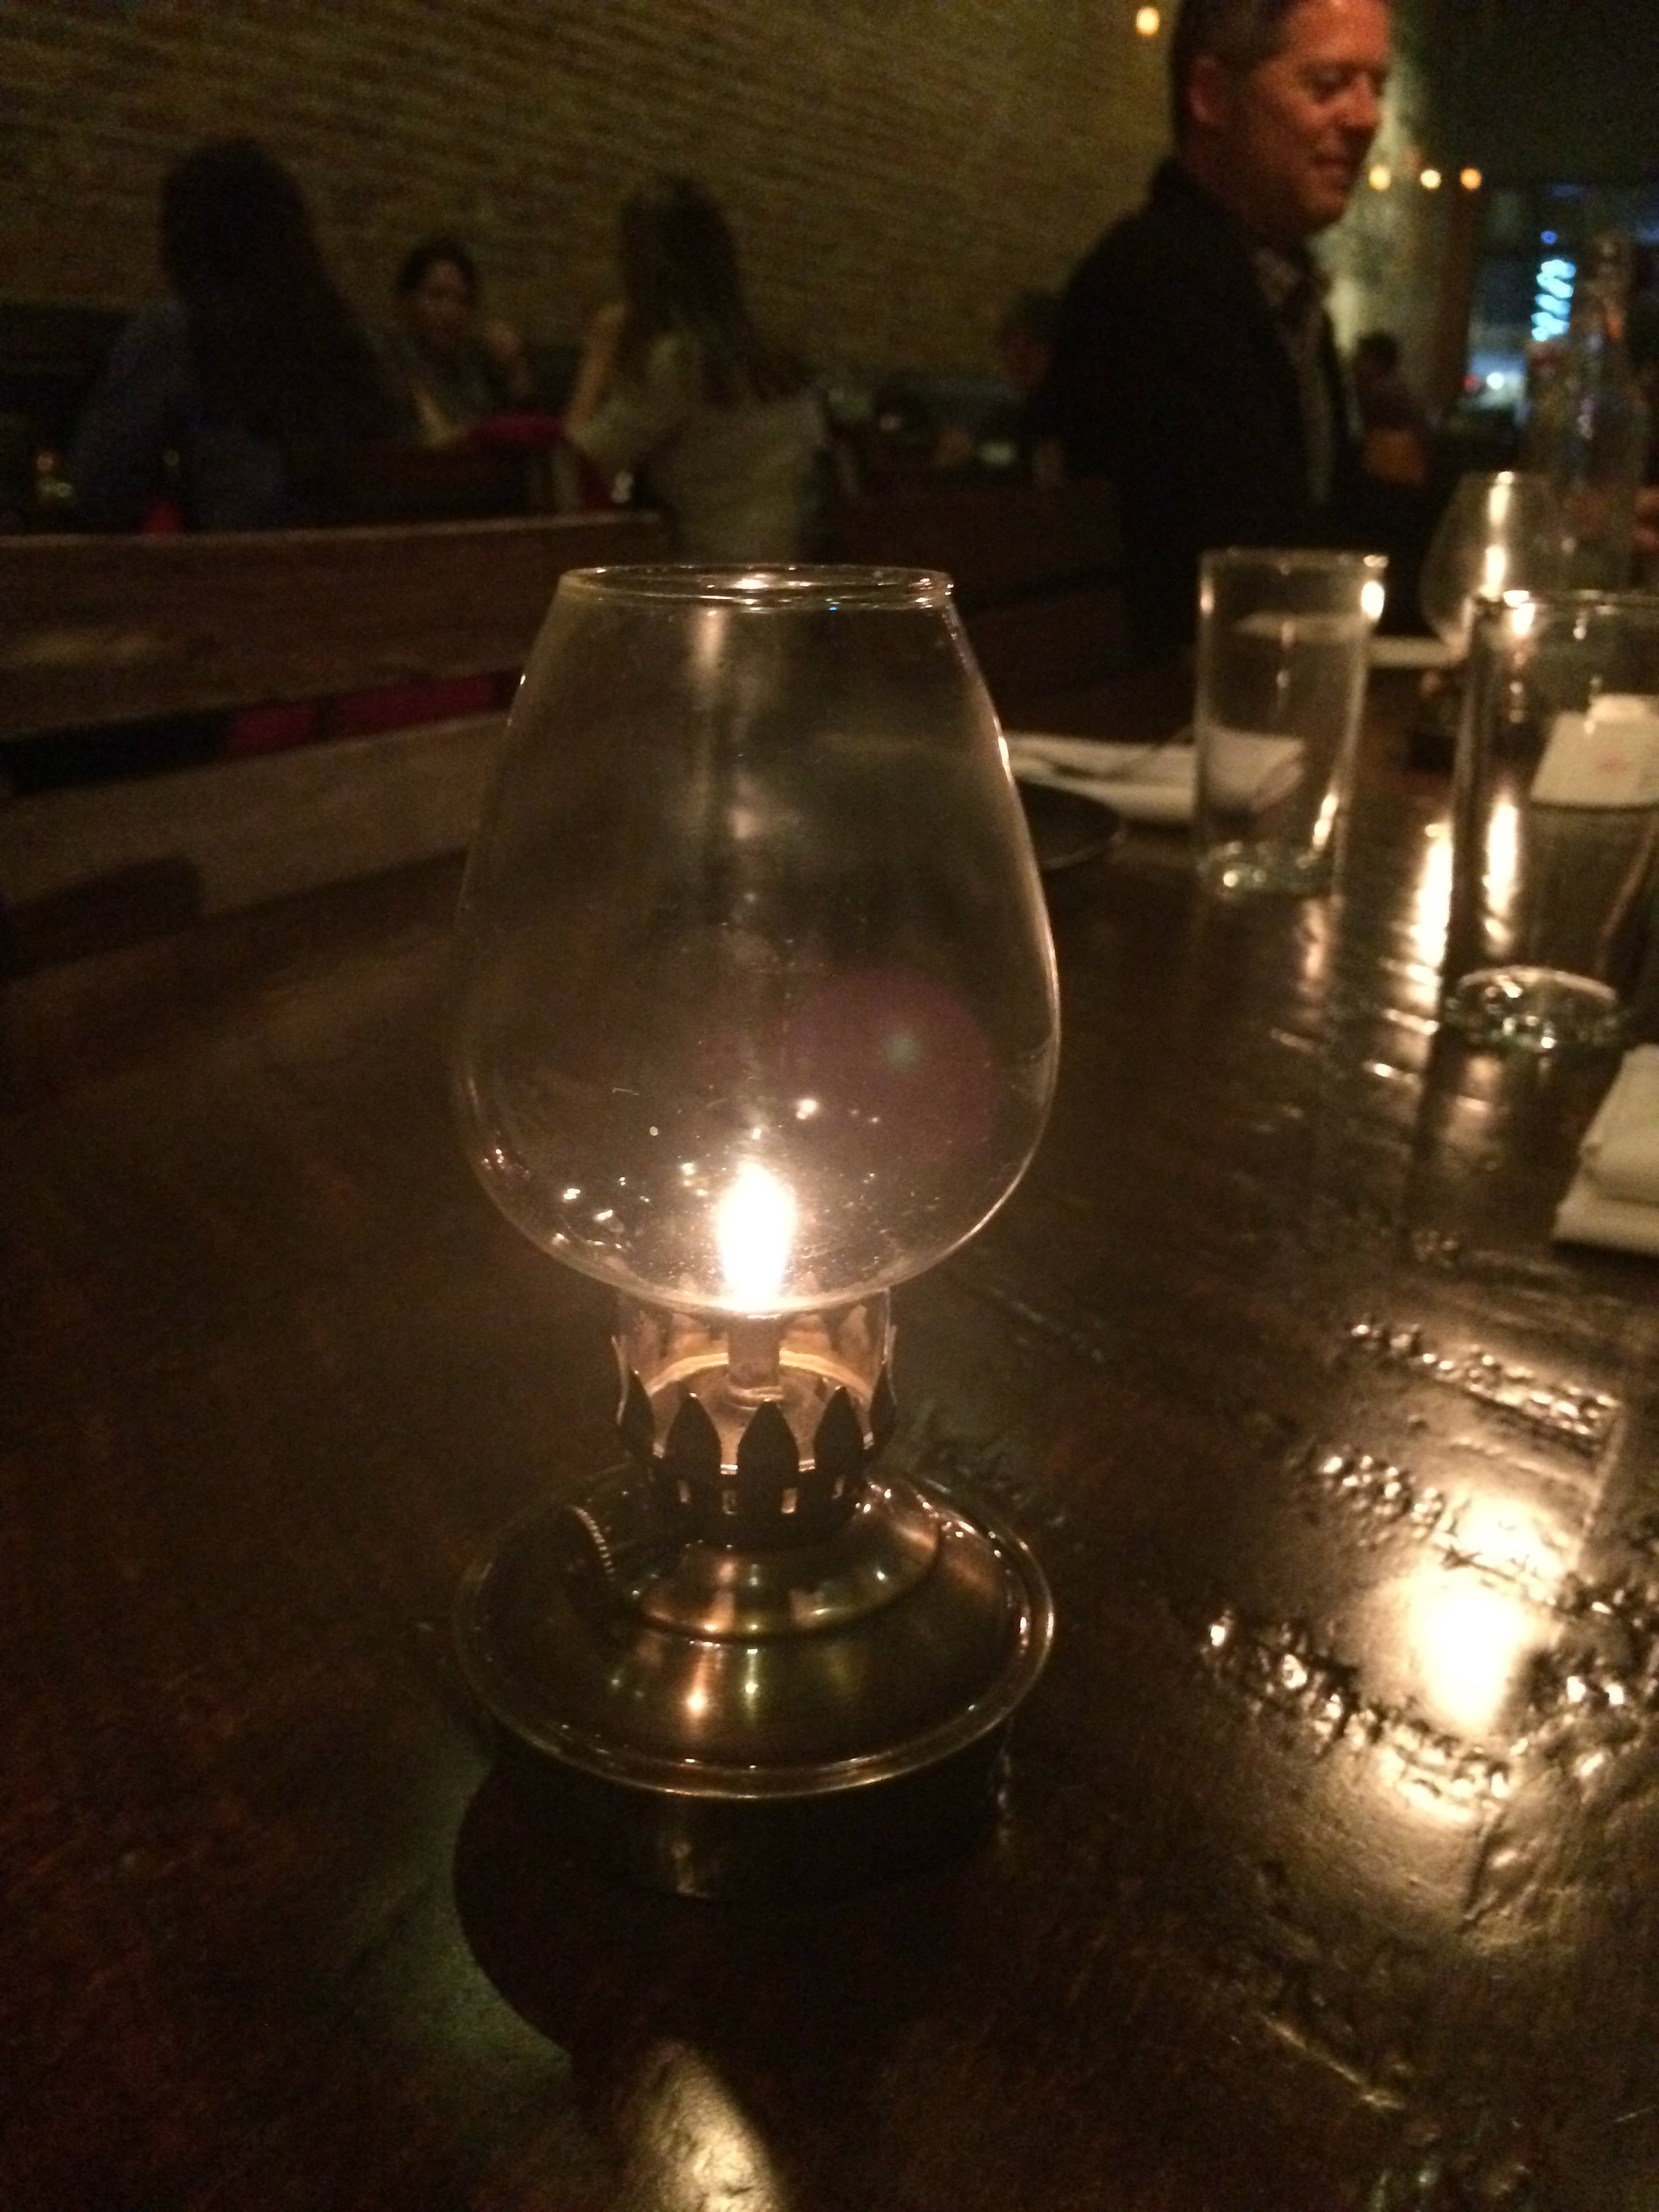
[1194,548,1387,896]
[1442,592,1659,1051]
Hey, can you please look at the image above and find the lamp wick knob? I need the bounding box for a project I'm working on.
[551,1502,621,1622]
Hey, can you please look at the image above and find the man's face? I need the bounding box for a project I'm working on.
[1191,0,1391,243]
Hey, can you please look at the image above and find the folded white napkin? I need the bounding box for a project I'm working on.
[1197,728,1307,814]
[1553,1181,1659,1257]
[1577,1044,1659,1200]
[1532,696,1659,808]
[1553,1044,1659,1256]
[1005,734,1195,825]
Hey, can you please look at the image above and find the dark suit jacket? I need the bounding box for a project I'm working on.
[1030,160,1360,663]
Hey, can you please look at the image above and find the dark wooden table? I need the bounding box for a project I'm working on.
[5,676,1658,2212]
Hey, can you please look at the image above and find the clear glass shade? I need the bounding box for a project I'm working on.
[448,567,1060,1319]
[1419,471,1567,656]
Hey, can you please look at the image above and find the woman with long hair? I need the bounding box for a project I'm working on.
[380,236,533,447]
[73,138,393,530]
[564,176,825,561]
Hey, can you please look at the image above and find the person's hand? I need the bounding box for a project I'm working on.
[564,300,629,434]
[478,315,533,401]
[583,299,628,363]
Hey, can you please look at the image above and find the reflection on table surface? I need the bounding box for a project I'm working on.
[4,672,1658,2211]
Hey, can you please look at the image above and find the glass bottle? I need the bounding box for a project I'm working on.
[1521,233,1650,590]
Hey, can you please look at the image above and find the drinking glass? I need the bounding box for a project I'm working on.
[1193,548,1387,896]
[1442,590,1659,1052]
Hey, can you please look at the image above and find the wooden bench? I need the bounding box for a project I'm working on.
[0,509,665,966]
[831,476,1127,716]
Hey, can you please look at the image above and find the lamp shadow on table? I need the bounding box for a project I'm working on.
[450,1753,983,2200]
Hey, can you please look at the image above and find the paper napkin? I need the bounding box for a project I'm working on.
[1005,735,1195,827]
[1553,1044,1659,1257]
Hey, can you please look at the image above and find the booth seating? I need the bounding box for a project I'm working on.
[0,480,1125,970]
[0,510,666,968]
[832,476,1128,716]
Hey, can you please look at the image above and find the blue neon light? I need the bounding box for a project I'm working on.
[1531,255,1576,343]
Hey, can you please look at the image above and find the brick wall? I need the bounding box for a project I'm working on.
[0,0,1173,376]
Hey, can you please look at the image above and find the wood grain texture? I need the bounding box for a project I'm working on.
[0,510,668,738]
[0,508,668,955]
[0,711,505,921]
[3,676,1658,2211]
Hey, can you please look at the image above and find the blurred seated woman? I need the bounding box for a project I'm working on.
[72,138,394,531]
[382,237,535,446]
[564,175,825,562]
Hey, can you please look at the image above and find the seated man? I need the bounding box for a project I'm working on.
[1030,0,1391,662]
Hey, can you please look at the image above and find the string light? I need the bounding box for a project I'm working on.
[1420,167,1443,190]
[1134,5,1161,33]
[1368,163,1392,191]
[1460,167,1482,191]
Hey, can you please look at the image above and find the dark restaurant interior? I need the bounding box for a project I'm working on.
[5,4,1659,2209]
[1,0,1654,515]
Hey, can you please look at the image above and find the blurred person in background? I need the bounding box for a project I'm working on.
[1351,328,1430,487]
[933,289,1066,480]
[72,137,393,531]
[1628,245,1659,405]
[563,174,825,562]
[997,288,1061,399]
[382,237,535,446]
[1624,253,1658,577]
[998,289,1067,485]
[1031,0,1390,661]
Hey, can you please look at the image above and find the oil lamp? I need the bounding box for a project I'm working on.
[448,567,1059,1896]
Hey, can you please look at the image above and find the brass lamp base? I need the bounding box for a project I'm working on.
[455,1468,1053,1900]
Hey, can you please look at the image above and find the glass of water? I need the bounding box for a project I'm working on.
[1441,590,1659,1052]
[1194,548,1387,896]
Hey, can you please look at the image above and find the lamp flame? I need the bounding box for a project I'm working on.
[715,1162,796,1309]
